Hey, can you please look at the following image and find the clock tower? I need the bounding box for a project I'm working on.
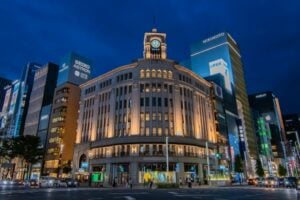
[143,28,167,59]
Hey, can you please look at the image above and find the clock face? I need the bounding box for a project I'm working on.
[151,39,161,48]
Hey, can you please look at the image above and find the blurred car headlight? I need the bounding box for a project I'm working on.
[3,181,8,185]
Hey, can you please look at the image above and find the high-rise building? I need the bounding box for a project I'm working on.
[248,92,288,174]
[22,62,58,178]
[283,113,300,175]
[24,63,59,136]
[44,52,92,177]
[283,114,300,147]
[182,32,257,176]
[1,63,41,138]
[72,28,218,185]
[0,77,11,112]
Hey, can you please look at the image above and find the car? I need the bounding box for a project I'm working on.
[278,178,285,187]
[39,177,58,188]
[255,177,265,187]
[284,177,297,188]
[29,180,39,188]
[247,178,256,185]
[56,180,68,188]
[265,177,278,188]
[0,179,15,186]
[63,178,78,187]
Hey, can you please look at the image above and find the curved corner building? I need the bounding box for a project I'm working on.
[73,28,218,185]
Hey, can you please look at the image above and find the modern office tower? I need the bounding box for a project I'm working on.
[283,114,300,147]
[0,77,11,112]
[73,28,218,185]
[24,63,59,137]
[182,32,256,176]
[248,92,288,173]
[44,52,92,177]
[1,63,41,138]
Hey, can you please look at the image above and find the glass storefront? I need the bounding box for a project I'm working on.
[138,163,176,183]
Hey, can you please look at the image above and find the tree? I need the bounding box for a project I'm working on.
[278,164,287,177]
[21,135,43,180]
[0,138,18,179]
[234,155,244,184]
[256,158,265,177]
[234,155,244,173]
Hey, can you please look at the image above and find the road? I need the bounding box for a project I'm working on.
[0,186,299,200]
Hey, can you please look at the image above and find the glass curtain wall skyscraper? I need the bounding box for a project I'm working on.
[182,32,257,176]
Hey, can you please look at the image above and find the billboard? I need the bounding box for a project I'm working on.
[57,52,92,86]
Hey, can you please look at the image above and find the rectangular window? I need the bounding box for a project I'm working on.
[129,85,132,93]
[169,85,173,93]
[140,84,144,93]
[158,112,162,121]
[169,99,173,107]
[140,98,144,107]
[152,112,156,120]
[158,98,161,107]
[124,86,127,95]
[152,97,156,106]
[145,83,150,92]
[145,112,150,121]
[145,97,150,107]
[164,98,168,107]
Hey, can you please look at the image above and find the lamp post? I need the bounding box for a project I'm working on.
[206,141,211,185]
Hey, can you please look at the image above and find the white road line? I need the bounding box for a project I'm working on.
[124,196,136,200]
[110,192,148,195]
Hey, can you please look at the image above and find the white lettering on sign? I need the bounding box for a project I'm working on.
[72,59,91,80]
[255,93,267,99]
[203,33,225,43]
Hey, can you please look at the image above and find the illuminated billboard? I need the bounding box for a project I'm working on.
[57,52,92,86]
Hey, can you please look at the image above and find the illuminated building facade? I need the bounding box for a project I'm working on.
[73,29,218,185]
[249,92,288,175]
[44,53,92,177]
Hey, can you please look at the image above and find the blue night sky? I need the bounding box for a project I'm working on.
[0,0,299,114]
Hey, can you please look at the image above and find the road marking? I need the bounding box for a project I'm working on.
[110,192,148,195]
[124,196,136,200]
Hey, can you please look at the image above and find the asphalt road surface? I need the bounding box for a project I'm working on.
[0,186,299,200]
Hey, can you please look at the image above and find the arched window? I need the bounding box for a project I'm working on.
[163,70,167,79]
[146,69,150,78]
[79,154,87,168]
[151,69,156,78]
[140,70,145,78]
[168,70,173,79]
[157,70,162,78]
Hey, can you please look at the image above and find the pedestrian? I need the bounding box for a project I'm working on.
[187,177,192,188]
[149,179,153,189]
[179,177,182,186]
[129,178,133,189]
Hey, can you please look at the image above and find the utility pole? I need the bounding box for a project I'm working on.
[206,141,210,185]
